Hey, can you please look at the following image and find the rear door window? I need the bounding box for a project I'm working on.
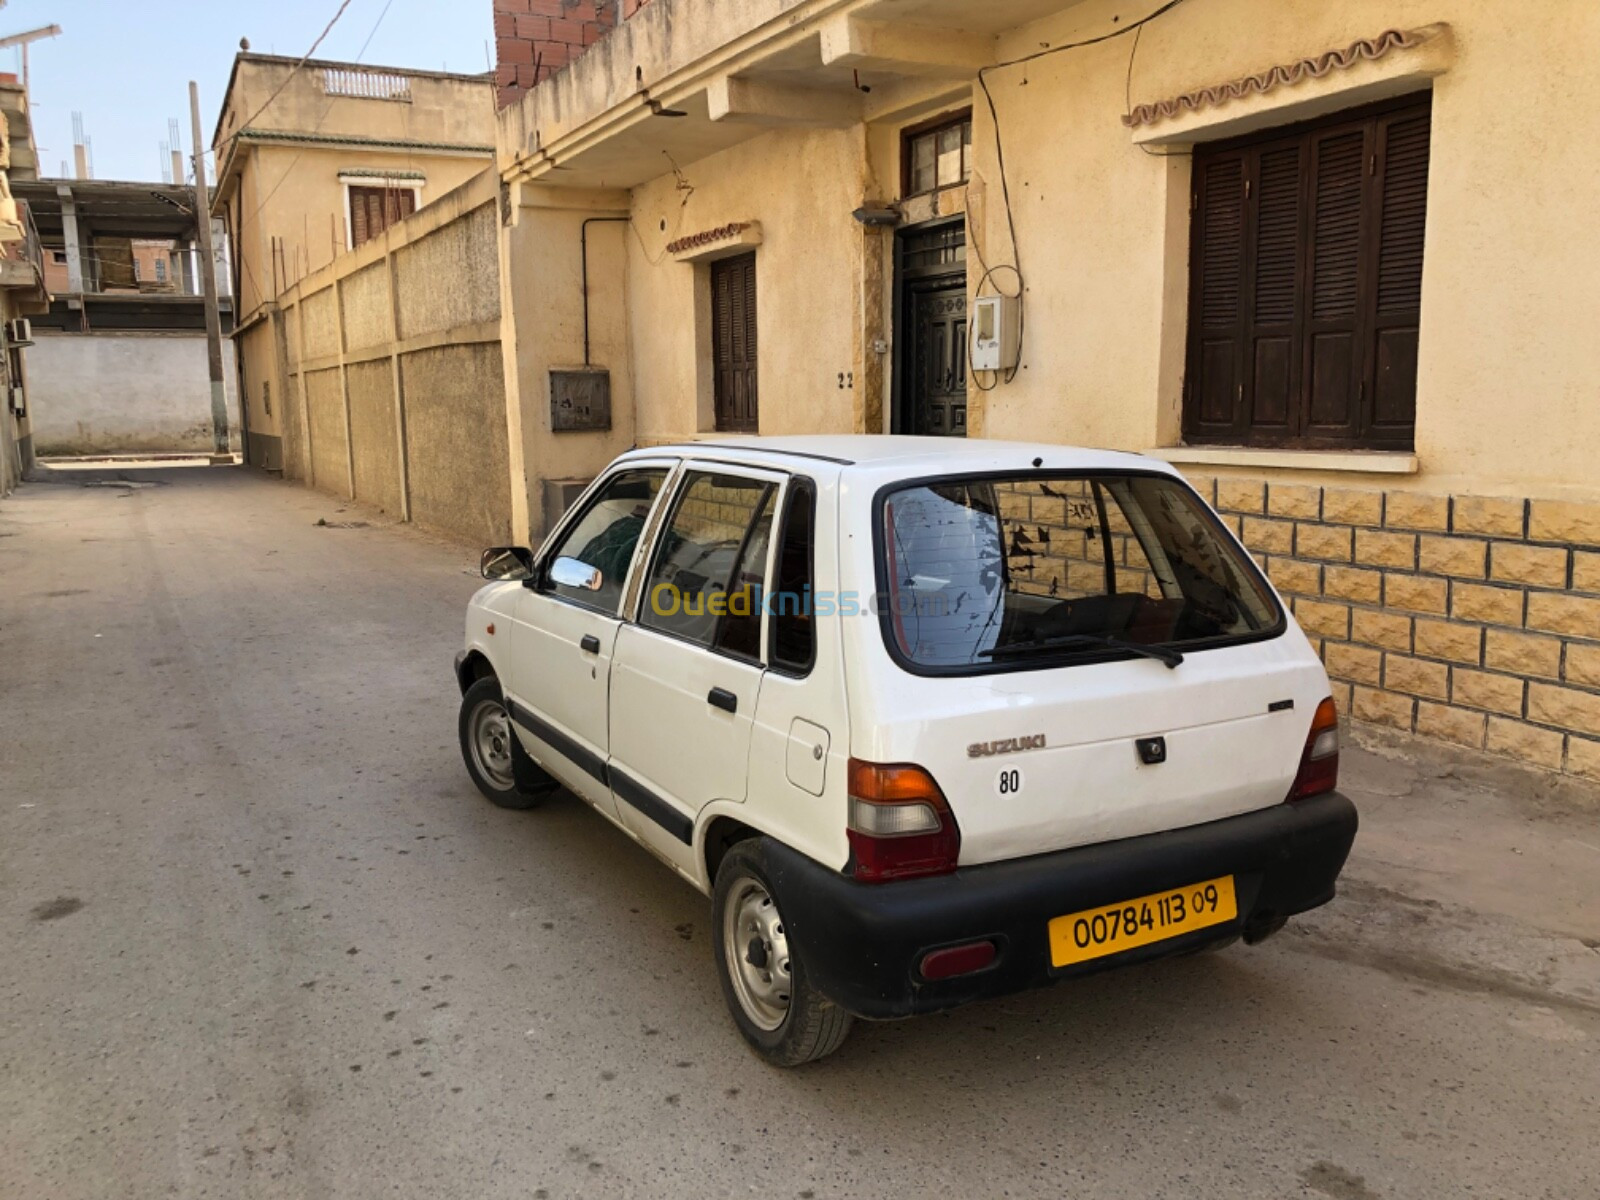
[641,471,776,654]
[879,473,1281,671]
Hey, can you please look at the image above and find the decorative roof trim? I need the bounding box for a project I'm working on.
[1123,25,1448,128]
[236,127,493,156]
[668,221,762,263]
[338,169,427,185]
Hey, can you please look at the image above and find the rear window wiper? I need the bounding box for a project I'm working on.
[980,634,1185,669]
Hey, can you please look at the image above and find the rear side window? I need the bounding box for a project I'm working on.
[879,473,1280,671]
[769,480,816,675]
[642,472,775,653]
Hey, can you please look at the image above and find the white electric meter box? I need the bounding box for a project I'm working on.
[970,295,1020,372]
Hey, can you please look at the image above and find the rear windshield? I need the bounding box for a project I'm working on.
[879,473,1281,671]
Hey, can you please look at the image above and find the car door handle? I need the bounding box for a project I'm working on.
[707,687,738,715]
[579,634,601,655]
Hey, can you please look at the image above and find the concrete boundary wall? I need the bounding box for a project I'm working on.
[255,169,512,547]
[29,332,241,457]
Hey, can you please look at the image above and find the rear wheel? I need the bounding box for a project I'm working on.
[712,840,852,1066]
[458,676,540,810]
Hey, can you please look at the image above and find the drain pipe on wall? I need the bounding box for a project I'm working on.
[580,217,630,367]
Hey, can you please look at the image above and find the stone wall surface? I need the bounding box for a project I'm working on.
[1187,475,1600,780]
[268,171,510,547]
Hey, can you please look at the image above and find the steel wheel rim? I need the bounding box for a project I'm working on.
[469,698,515,791]
[723,877,792,1032]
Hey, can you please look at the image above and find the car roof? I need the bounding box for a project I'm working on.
[626,435,1172,478]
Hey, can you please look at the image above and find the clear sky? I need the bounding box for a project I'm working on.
[5,0,495,183]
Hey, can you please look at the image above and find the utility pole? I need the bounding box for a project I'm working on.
[188,80,232,464]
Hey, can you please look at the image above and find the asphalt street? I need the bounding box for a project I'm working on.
[2,464,1597,1199]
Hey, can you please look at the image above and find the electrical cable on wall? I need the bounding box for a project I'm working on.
[970,0,1192,389]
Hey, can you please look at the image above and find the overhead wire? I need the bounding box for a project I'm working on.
[221,0,360,151]
[236,0,407,293]
[970,0,1192,388]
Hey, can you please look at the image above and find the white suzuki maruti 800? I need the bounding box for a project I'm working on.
[455,437,1357,1065]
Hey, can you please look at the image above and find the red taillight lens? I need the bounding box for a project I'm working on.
[1288,697,1340,801]
[846,759,961,883]
[919,940,997,981]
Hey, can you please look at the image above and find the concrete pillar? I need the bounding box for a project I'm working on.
[497,180,637,543]
[56,184,85,294]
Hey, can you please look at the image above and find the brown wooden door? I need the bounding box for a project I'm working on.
[711,253,758,432]
[1184,94,1431,450]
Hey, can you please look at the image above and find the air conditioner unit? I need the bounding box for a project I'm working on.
[9,385,24,417]
[7,318,33,347]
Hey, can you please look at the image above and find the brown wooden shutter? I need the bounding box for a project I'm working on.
[1366,106,1430,444]
[349,186,417,249]
[1247,142,1304,435]
[350,187,374,247]
[1303,125,1367,441]
[1185,151,1246,439]
[1186,94,1429,450]
[712,253,759,433]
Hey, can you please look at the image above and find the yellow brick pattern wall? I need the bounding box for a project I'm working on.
[1189,476,1600,780]
[997,479,1162,600]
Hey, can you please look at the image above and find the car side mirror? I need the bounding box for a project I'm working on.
[481,546,536,582]
[548,556,604,592]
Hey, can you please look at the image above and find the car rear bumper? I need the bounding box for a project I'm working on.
[764,792,1358,1020]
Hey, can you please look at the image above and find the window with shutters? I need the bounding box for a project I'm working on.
[1184,95,1432,450]
[711,253,759,433]
[348,185,418,249]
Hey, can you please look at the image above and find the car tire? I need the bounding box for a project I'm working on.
[712,839,853,1067]
[458,676,541,810]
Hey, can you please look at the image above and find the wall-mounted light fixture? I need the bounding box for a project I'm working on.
[852,205,899,228]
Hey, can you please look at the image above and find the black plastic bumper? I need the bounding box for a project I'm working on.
[765,792,1358,1020]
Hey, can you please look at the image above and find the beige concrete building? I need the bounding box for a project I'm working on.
[213,54,496,471]
[258,169,511,547]
[0,74,50,495]
[481,0,1600,778]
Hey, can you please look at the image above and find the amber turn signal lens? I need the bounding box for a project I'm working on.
[846,758,962,884]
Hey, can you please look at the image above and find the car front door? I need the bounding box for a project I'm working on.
[608,465,785,872]
[508,462,675,815]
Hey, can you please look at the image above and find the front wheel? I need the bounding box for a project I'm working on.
[458,677,540,810]
[712,840,852,1066]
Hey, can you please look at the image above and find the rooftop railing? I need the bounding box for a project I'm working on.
[321,67,413,102]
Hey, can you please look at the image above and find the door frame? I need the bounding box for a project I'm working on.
[891,215,968,436]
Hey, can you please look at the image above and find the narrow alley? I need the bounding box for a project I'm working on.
[1,464,1597,1199]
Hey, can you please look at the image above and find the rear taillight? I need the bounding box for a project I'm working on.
[1288,697,1340,801]
[846,759,961,883]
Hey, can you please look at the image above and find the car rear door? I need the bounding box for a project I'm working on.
[507,462,675,815]
[607,463,785,873]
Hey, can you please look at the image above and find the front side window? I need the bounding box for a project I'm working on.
[880,474,1280,672]
[642,472,775,653]
[543,467,668,613]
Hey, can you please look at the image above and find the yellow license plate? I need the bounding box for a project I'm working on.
[1048,875,1238,968]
